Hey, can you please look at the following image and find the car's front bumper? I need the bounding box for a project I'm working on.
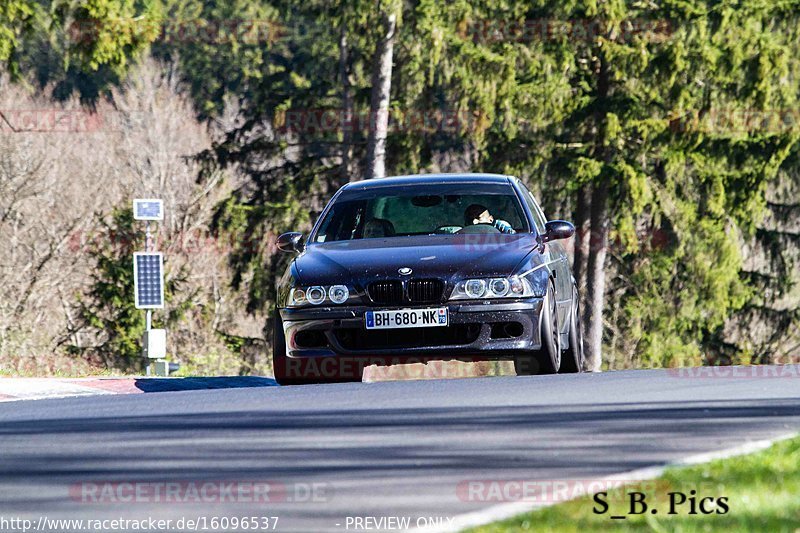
[279,298,544,363]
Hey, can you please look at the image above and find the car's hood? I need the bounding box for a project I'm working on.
[293,234,539,286]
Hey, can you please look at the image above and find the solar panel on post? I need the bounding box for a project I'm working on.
[133,252,164,309]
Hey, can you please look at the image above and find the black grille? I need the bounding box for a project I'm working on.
[368,279,445,305]
[368,280,404,305]
[407,279,444,303]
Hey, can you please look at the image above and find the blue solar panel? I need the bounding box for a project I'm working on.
[134,253,164,308]
[133,199,163,220]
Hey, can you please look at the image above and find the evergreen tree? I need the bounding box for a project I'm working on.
[0,0,37,77]
[9,0,795,372]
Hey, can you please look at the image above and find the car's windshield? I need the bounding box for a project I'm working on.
[313,183,529,242]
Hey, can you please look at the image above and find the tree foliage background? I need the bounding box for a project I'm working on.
[0,0,798,375]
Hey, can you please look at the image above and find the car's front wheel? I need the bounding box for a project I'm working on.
[514,280,560,376]
[271,314,297,385]
[559,283,584,373]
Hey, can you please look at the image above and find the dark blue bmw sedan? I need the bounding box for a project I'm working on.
[273,174,583,384]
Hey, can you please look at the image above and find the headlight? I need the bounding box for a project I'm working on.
[464,279,486,299]
[328,285,349,304]
[489,278,509,297]
[306,286,326,305]
[450,275,536,300]
[288,287,307,306]
[287,285,355,307]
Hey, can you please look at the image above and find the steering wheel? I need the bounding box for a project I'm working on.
[455,224,502,235]
[433,225,462,234]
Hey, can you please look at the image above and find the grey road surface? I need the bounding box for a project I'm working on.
[1,366,799,532]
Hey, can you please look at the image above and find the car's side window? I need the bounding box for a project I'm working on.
[520,184,547,234]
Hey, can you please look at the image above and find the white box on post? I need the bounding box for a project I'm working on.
[143,329,167,359]
[133,199,164,221]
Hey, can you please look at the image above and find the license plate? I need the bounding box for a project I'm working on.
[365,308,448,329]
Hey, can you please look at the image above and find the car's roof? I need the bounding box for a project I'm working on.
[342,173,516,190]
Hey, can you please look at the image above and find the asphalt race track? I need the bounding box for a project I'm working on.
[1,366,799,532]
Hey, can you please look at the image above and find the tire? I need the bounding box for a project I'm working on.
[272,314,363,385]
[271,313,296,385]
[514,280,560,376]
[559,284,584,373]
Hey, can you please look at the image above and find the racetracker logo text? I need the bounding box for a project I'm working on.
[69,481,331,504]
[457,479,673,503]
[667,365,800,379]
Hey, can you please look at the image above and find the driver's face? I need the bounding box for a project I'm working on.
[476,210,494,224]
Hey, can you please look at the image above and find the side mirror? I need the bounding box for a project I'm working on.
[277,232,304,253]
[542,220,575,242]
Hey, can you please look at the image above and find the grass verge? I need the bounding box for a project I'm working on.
[468,434,800,532]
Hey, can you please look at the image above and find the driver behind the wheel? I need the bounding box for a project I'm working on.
[464,204,515,234]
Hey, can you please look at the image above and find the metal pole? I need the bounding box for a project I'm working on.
[145,220,152,334]
[144,219,152,373]
[145,220,152,252]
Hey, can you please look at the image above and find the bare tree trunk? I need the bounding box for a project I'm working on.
[574,183,592,363]
[364,5,396,180]
[339,25,354,183]
[573,183,591,293]
[584,50,610,372]
[585,184,609,371]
